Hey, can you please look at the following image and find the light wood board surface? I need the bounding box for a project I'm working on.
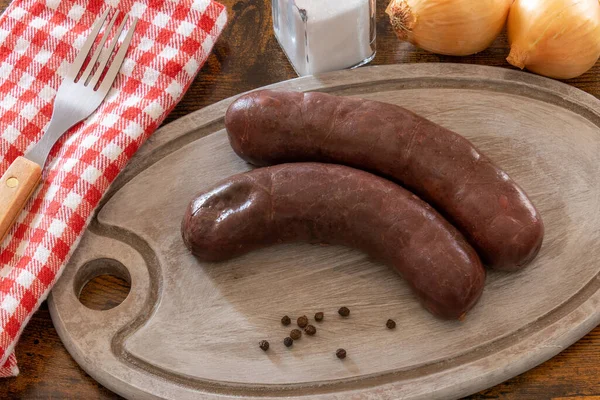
[48,64,600,400]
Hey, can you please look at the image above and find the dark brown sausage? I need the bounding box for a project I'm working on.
[225,90,544,271]
[182,163,485,320]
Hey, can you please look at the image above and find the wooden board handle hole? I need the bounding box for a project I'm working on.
[74,258,131,311]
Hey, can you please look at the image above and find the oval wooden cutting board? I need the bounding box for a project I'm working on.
[48,64,600,400]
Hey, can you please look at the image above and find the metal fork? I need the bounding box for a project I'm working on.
[0,9,138,243]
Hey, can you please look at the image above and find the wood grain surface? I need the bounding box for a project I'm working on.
[0,157,42,243]
[48,64,600,399]
[1,0,599,399]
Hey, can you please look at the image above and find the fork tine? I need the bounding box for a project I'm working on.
[89,15,128,88]
[81,10,120,84]
[67,8,110,80]
[98,17,138,93]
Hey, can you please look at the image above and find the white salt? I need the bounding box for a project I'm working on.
[272,0,375,76]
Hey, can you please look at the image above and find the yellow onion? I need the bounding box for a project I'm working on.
[386,0,514,56]
[507,0,600,79]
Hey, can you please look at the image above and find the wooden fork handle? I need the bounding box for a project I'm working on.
[0,156,42,244]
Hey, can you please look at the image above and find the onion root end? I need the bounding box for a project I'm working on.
[386,0,416,41]
[507,46,528,70]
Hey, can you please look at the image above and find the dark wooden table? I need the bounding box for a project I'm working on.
[2,0,600,399]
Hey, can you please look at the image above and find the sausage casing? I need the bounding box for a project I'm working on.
[225,90,544,271]
[182,163,485,319]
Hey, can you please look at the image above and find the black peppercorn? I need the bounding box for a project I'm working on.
[290,329,302,340]
[281,315,291,326]
[304,325,316,335]
[338,307,350,317]
[284,337,294,347]
[314,312,324,322]
[297,315,308,328]
[386,319,396,329]
[259,340,269,351]
[336,348,347,359]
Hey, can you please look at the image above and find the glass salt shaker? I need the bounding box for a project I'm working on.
[272,0,376,76]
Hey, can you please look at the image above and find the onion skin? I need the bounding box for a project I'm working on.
[386,0,513,56]
[507,0,600,79]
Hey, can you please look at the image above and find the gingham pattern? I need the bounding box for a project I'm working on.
[0,0,226,377]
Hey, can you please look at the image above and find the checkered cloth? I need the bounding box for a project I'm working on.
[0,0,226,377]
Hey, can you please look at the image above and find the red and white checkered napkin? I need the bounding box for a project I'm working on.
[0,0,227,377]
